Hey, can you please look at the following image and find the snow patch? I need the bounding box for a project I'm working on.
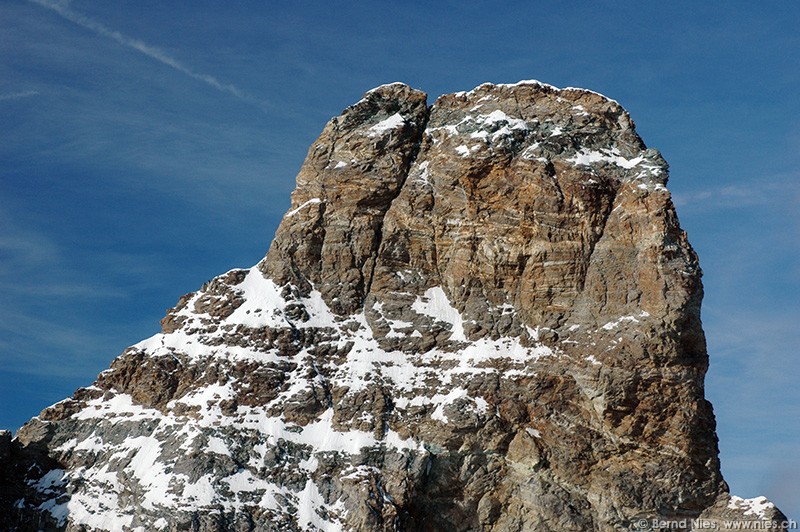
[366,82,407,94]
[455,145,470,157]
[412,160,431,185]
[297,478,345,531]
[368,113,407,136]
[482,109,528,132]
[567,148,644,169]
[601,311,649,331]
[525,427,541,438]
[728,495,775,519]
[285,198,322,218]
[412,287,466,342]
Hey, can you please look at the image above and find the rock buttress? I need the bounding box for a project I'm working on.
[260,83,430,316]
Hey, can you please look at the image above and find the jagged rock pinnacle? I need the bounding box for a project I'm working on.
[2,81,787,531]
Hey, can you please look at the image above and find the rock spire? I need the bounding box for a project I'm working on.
[2,81,787,531]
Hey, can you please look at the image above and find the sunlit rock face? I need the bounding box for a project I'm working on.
[3,81,787,531]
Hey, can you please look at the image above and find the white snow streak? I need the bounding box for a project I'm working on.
[285,198,322,218]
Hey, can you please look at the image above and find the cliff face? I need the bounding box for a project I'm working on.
[3,81,787,531]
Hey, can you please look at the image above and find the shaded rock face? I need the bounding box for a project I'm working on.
[4,81,787,531]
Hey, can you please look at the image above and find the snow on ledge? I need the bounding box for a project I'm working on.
[285,198,322,218]
[567,148,645,170]
[727,495,776,519]
[411,287,466,342]
[366,82,410,94]
[601,311,650,331]
[368,113,406,136]
[461,79,619,105]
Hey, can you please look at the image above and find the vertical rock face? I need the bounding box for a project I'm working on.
[4,82,787,531]
[262,84,429,316]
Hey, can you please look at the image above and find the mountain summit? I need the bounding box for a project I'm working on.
[1,81,787,531]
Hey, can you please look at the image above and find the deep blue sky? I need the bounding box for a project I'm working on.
[2,0,798,519]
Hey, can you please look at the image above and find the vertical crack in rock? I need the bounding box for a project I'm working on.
[363,105,432,301]
[261,83,430,316]
[577,183,618,295]
[4,80,789,531]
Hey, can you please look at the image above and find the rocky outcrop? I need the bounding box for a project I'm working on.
[4,81,787,531]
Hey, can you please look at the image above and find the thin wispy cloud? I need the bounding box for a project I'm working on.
[703,303,800,516]
[0,218,123,299]
[27,0,270,112]
[672,173,800,210]
[0,309,121,374]
[0,90,40,101]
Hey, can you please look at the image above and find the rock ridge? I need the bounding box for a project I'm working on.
[2,80,788,531]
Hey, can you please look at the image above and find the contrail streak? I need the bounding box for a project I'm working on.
[0,90,40,101]
[29,0,268,110]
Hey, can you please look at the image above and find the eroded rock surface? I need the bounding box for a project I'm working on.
[4,81,787,531]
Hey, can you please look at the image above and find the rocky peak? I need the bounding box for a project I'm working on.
[263,80,696,350]
[3,81,787,531]
[261,82,429,316]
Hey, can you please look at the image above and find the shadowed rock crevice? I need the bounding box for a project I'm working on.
[261,83,430,315]
[362,106,432,302]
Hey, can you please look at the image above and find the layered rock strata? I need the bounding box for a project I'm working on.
[3,81,787,531]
